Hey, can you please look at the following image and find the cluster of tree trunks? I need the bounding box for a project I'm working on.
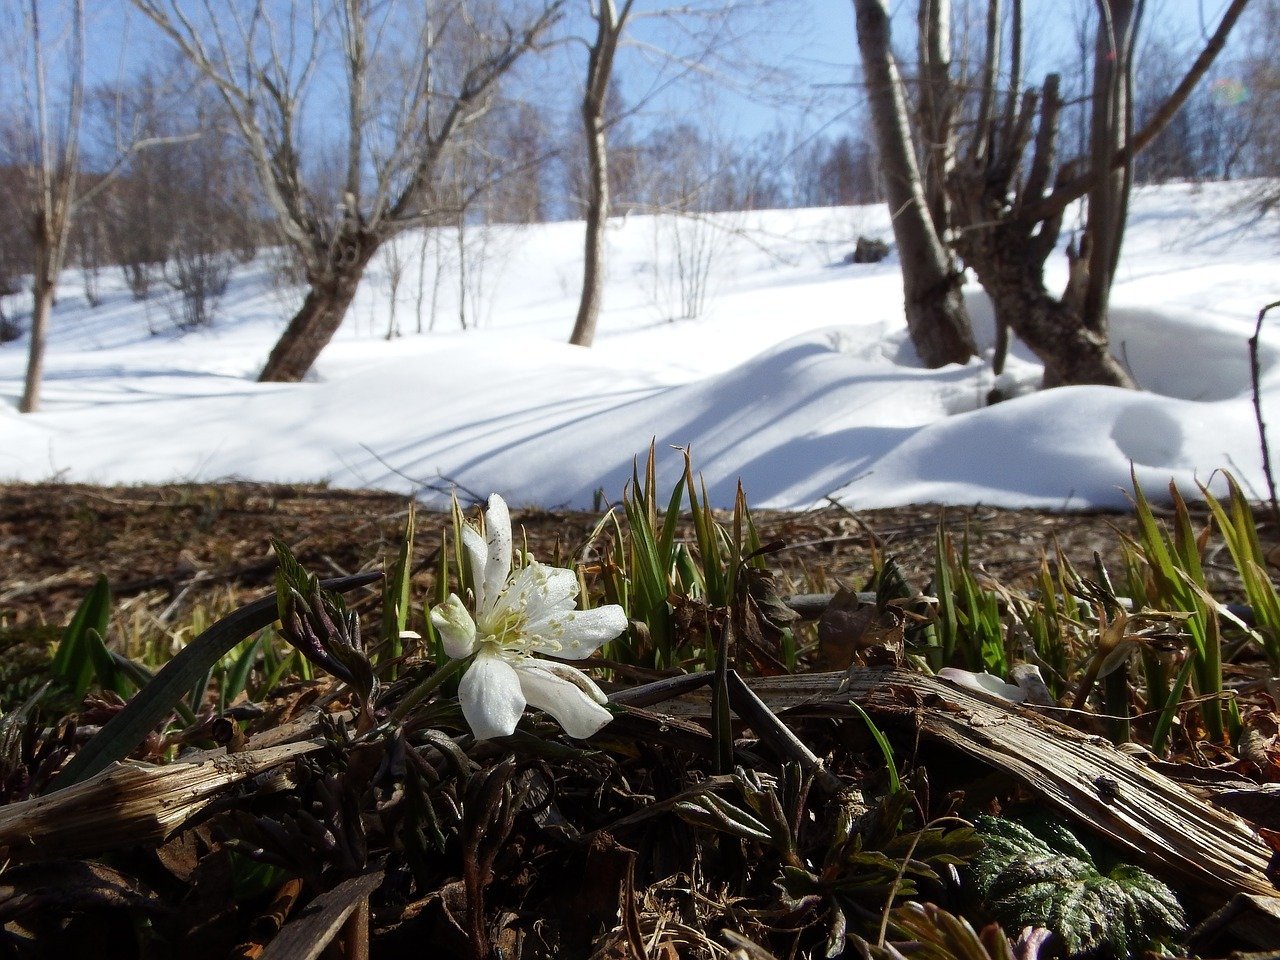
[853,0,1249,391]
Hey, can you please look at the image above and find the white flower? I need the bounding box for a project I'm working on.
[430,494,627,740]
[937,667,1028,704]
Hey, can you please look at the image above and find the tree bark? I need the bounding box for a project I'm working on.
[854,0,976,368]
[916,0,956,237]
[569,0,629,349]
[1082,0,1142,335]
[258,233,377,382]
[956,214,1134,388]
[570,107,609,347]
[19,251,55,413]
[929,0,1243,391]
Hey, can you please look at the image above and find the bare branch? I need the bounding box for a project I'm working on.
[1027,0,1250,222]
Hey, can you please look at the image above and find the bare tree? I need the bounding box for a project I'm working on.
[2,0,190,409]
[483,100,552,224]
[1236,0,1280,210]
[9,0,85,412]
[133,0,562,382]
[382,233,408,340]
[859,0,1248,389]
[567,0,635,347]
[567,0,770,347]
[0,159,25,311]
[3,1,190,411]
[636,122,743,321]
[946,0,1246,387]
[854,0,977,368]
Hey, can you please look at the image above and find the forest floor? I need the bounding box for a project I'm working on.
[5,482,1280,958]
[1,480,1258,637]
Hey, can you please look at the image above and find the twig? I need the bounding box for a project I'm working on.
[1249,300,1280,526]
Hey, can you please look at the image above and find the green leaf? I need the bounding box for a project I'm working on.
[970,816,1184,958]
[221,633,264,709]
[847,700,900,793]
[84,628,130,699]
[51,575,112,699]
[381,503,416,672]
[51,571,381,791]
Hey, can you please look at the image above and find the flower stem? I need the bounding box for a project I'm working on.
[379,656,469,731]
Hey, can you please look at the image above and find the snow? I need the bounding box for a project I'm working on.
[2,182,1278,511]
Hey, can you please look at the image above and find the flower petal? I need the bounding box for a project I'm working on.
[504,563,577,626]
[430,594,477,659]
[526,604,628,658]
[515,659,613,739]
[459,650,526,739]
[461,525,488,612]
[937,668,1027,704]
[532,565,580,608]
[483,495,513,614]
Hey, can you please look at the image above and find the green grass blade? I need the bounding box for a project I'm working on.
[1202,475,1280,670]
[51,575,112,699]
[932,528,958,668]
[847,700,900,793]
[381,504,416,674]
[51,571,381,791]
[658,455,687,565]
[85,628,130,699]
[1131,475,1221,741]
[1167,482,1208,590]
[1151,651,1198,755]
[221,633,264,709]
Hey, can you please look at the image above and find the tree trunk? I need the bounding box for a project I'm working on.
[1082,0,1141,335]
[258,236,377,382]
[962,221,1134,388]
[19,257,55,414]
[916,0,956,236]
[570,3,627,349]
[570,108,608,348]
[854,0,976,368]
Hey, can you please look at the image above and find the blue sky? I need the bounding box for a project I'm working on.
[14,0,1250,162]
[63,0,860,141]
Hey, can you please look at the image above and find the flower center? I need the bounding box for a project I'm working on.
[478,606,564,659]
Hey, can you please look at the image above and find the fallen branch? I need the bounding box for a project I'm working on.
[654,667,1278,909]
[0,740,322,863]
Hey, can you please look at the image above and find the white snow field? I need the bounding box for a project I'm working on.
[1,182,1277,511]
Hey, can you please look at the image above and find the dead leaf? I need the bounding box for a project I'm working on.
[817,586,903,669]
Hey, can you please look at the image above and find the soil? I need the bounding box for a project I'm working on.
[4,481,1262,639]
[2,482,1278,957]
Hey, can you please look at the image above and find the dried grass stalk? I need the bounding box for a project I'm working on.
[0,740,322,863]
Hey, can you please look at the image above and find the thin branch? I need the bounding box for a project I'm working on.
[1027,0,1249,222]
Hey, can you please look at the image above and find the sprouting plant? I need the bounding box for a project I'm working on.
[50,575,117,700]
[1128,478,1235,750]
[589,443,781,673]
[1012,549,1082,700]
[969,816,1185,959]
[928,528,1007,674]
[677,763,982,951]
[590,443,689,669]
[273,539,378,715]
[0,685,74,802]
[379,501,416,676]
[674,765,805,867]
[1201,472,1280,672]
